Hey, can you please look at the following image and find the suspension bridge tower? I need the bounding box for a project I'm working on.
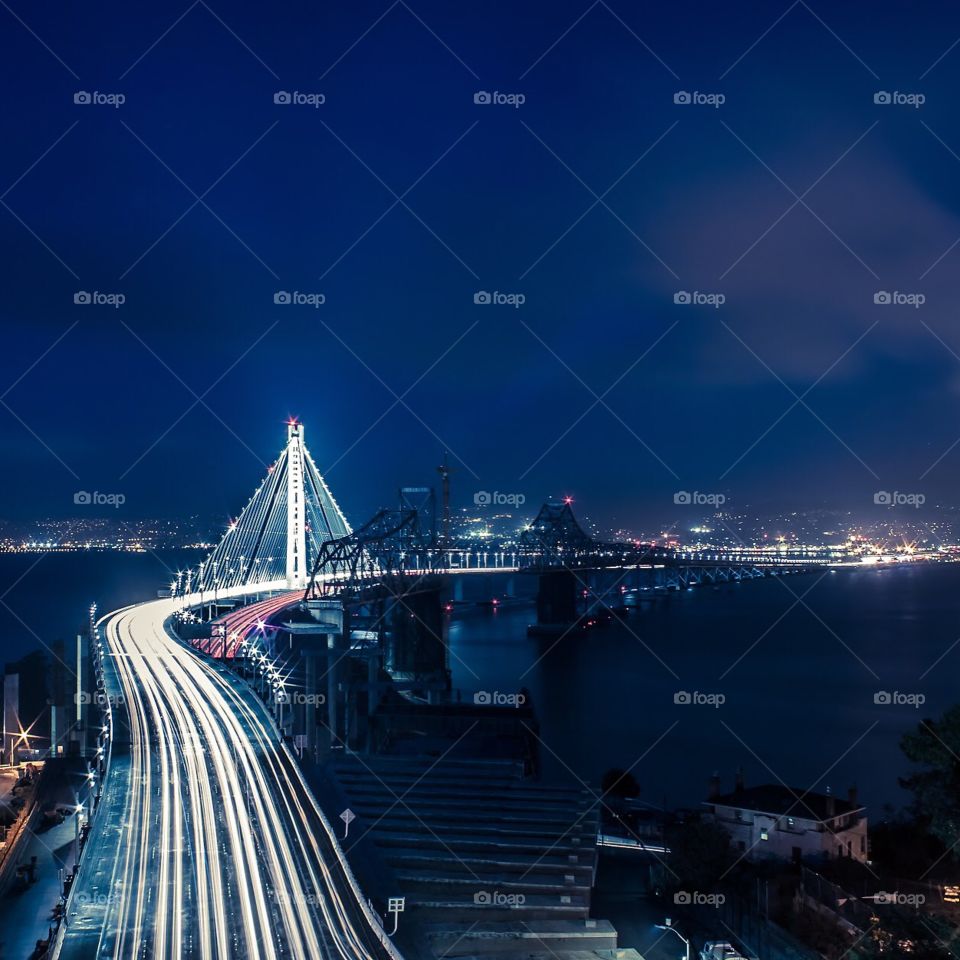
[188,419,351,596]
[286,420,308,588]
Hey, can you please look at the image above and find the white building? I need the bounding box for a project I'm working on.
[703,775,867,863]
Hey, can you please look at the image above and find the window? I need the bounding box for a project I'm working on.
[787,817,795,829]
[760,829,769,841]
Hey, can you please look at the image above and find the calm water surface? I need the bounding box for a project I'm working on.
[448,564,960,810]
[1,553,956,811]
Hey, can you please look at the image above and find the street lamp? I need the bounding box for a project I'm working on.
[656,919,691,960]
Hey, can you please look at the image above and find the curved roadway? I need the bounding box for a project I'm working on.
[57,595,401,960]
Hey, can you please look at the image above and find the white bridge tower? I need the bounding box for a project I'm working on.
[190,419,351,595]
[286,421,308,588]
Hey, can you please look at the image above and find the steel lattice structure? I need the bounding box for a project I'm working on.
[303,507,439,600]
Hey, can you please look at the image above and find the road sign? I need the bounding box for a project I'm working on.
[387,897,404,935]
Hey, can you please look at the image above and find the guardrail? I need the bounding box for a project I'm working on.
[50,617,117,960]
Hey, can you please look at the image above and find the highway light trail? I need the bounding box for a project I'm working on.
[196,591,301,658]
[58,591,400,960]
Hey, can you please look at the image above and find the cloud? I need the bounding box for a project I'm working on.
[648,135,960,384]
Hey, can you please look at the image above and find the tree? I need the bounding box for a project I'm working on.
[664,818,734,891]
[601,768,640,799]
[900,704,960,852]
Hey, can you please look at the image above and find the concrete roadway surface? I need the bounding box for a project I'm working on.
[56,596,402,960]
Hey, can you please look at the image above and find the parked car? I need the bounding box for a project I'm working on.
[699,941,756,960]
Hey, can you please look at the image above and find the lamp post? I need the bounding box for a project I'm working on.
[656,920,691,960]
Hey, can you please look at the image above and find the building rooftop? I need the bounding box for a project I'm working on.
[706,784,863,822]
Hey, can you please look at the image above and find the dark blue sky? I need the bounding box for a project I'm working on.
[3,0,960,528]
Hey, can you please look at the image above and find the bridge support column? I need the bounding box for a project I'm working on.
[304,650,319,755]
[536,570,577,625]
[327,632,342,744]
[384,577,448,698]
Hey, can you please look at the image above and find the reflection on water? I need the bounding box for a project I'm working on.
[0,550,203,659]
[449,565,960,810]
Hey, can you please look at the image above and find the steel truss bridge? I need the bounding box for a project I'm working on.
[166,425,830,608]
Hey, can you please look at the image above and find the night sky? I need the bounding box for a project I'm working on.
[3,0,960,529]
